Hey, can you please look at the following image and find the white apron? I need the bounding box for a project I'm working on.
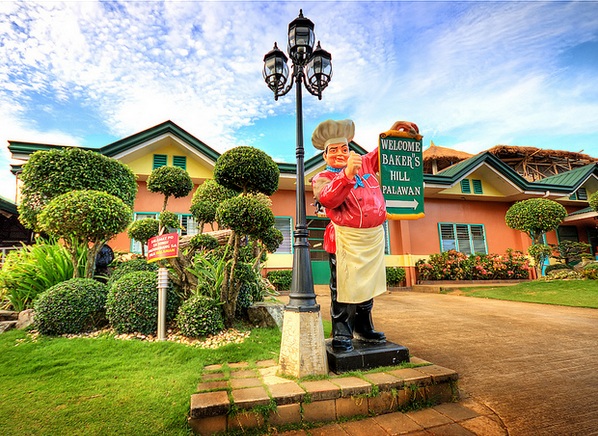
[334,224,386,304]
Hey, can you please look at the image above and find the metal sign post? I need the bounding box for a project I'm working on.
[157,267,169,341]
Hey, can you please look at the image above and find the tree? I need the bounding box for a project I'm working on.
[18,148,137,231]
[212,147,280,327]
[505,198,567,244]
[589,191,598,213]
[146,166,194,213]
[190,179,238,232]
[127,219,160,257]
[505,198,567,277]
[38,190,132,278]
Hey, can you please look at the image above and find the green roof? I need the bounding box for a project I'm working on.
[534,163,598,189]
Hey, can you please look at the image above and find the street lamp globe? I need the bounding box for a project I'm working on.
[287,9,315,63]
[306,42,332,98]
[263,43,289,99]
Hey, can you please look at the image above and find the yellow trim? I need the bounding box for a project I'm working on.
[380,130,423,141]
[387,212,425,220]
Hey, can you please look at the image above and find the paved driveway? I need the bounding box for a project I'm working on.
[314,287,598,436]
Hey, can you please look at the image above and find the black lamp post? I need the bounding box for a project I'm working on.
[263,10,332,312]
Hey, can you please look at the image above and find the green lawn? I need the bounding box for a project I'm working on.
[442,279,598,308]
[0,327,282,435]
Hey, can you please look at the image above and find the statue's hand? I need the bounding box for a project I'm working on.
[390,121,419,137]
[344,151,362,179]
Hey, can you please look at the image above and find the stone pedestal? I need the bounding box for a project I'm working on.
[278,310,328,378]
[326,340,409,374]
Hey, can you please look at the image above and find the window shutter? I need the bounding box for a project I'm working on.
[173,156,187,170]
[470,225,486,254]
[576,187,588,201]
[440,224,456,251]
[460,179,471,194]
[456,224,472,255]
[472,179,483,195]
[274,217,293,254]
[153,154,167,169]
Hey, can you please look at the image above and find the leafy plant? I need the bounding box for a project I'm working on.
[188,234,219,252]
[213,146,279,195]
[505,198,567,244]
[544,263,572,275]
[18,147,137,231]
[34,278,108,335]
[190,179,238,232]
[176,295,224,338]
[107,258,159,287]
[550,240,592,266]
[147,166,193,212]
[581,263,598,280]
[528,244,553,277]
[38,190,132,278]
[267,270,292,292]
[386,267,406,286]
[0,238,86,311]
[186,248,230,300]
[106,271,180,335]
[127,219,160,257]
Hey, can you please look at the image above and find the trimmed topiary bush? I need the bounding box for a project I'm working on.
[213,146,279,195]
[544,263,572,275]
[267,270,292,291]
[106,271,179,335]
[189,234,219,252]
[176,295,224,338]
[386,267,406,286]
[34,278,108,335]
[107,259,158,287]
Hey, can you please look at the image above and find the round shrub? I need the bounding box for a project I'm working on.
[106,271,179,335]
[544,263,572,275]
[189,234,219,252]
[386,267,406,286]
[582,263,598,280]
[214,146,279,195]
[267,270,292,291]
[147,165,193,200]
[176,295,224,338]
[216,195,275,237]
[34,278,108,335]
[107,259,158,287]
[190,179,238,227]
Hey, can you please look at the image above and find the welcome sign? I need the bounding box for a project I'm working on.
[379,130,425,220]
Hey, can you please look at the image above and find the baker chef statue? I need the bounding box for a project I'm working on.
[311,119,419,352]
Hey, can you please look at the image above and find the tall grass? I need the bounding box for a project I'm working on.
[0,238,86,311]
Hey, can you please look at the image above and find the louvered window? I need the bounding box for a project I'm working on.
[460,180,471,194]
[180,215,198,236]
[472,179,483,194]
[274,217,293,254]
[173,156,187,170]
[439,223,487,255]
[153,154,167,169]
[576,188,588,201]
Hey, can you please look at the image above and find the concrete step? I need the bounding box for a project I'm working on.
[188,357,459,435]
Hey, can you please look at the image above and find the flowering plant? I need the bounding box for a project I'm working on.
[416,249,530,281]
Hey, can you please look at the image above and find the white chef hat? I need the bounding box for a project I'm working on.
[311,119,355,151]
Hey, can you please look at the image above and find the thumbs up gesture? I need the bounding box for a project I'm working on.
[344,151,362,179]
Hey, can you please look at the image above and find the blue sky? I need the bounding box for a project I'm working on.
[1,1,598,201]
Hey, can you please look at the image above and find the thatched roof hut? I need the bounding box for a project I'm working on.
[423,141,473,174]
[487,145,597,181]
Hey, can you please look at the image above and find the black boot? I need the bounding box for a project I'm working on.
[329,254,355,352]
[354,299,386,343]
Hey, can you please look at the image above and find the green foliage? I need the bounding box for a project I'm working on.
[107,258,158,287]
[127,219,159,253]
[34,278,108,335]
[106,271,179,335]
[213,146,279,195]
[188,234,219,252]
[159,210,181,231]
[386,267,406,286]
[581,263,598,280]
[187,249,230,300]
[216,194,275,237]
[589,191,598,212]
[505,198,567,244]
[542,269,583,281]
[190,179,238,229]
[176,295,224,338]
[550,240,591,265]
[0,239,86,311]
[38,190,132,278]
[146,166,193,202]
[544,263,572,275]
[267,270,292,292]
[528,244,553,275]
[18,147,137,231]
[415,249,530,281]
[259,226,284,253]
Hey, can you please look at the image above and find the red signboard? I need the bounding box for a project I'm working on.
[147,232,179,263]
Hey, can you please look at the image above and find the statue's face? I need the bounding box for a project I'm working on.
[324,142,349,169]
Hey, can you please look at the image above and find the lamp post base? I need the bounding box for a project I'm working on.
[278,309,328,378]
